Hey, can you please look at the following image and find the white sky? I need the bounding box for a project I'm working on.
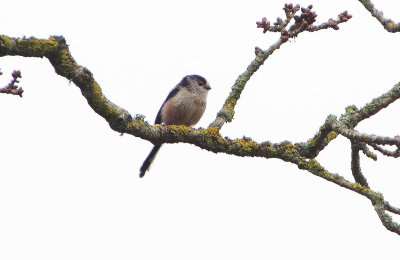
[1,0,400,259]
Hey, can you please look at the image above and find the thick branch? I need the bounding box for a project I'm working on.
[0,35,132,129]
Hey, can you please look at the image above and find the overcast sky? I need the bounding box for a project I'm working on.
[1,0,400,259]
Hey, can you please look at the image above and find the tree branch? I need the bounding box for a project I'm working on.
[351,141,370,188]
[2,4,400,236]
[370,143,400,158]
[358,0,400,32]
[0,69,23,97]
[210,5,352,130]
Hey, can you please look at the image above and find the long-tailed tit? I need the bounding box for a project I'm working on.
[139,75,211,177]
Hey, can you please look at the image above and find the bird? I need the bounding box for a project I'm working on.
[139,75,211,177]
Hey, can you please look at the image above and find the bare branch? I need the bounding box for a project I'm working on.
[332,121,400,147]
[307,11,352,32]
[351,141,370,188]
[370,143,400,158]
[358,0,400,32]
[359,143,378,160]
[384,201,400,215]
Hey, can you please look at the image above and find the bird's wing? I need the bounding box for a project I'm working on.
[154,87,180,124]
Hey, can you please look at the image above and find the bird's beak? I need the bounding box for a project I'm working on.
[205,85,211,90]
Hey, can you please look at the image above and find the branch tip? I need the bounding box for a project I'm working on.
[0,69,23,97]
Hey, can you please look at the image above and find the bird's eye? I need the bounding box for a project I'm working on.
[198,82,203,86]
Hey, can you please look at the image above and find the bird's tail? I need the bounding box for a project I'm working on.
[139,144,162,178]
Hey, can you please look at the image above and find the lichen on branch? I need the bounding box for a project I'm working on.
[358,0,400,32]
[1,2,400,236]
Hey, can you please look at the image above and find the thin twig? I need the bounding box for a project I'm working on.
[0,70,23,97]
[370,143,400,158]
[384,201,400,215]
[351,141,370,188]
[211,5,352,130]
[332,121,400,147]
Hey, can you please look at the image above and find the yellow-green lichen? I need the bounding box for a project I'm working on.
[168,125,190,138]
[307,138,316,147]
[219,96,237,121]
[223,96,236,110]
[279,141,299,159]
[198,127,225,150]
[233,138,258,152]
[307,159,328,176]
[206,126,220,135]
[326,131,338,142]
[350,181,372,194]
[205,127,225,144]
[387,21,395,29]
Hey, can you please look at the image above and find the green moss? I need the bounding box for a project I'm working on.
[81,81,121,120]
[16,37,58,57]
[278,141,300,159]
[307,159,323,173]
[307,138,316,146]
[0,36,13,49]
[54,47,76,76]
[345,105,358,113]
[90,82,104,101]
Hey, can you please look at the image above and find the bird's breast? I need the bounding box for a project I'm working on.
[161,89,207,126]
